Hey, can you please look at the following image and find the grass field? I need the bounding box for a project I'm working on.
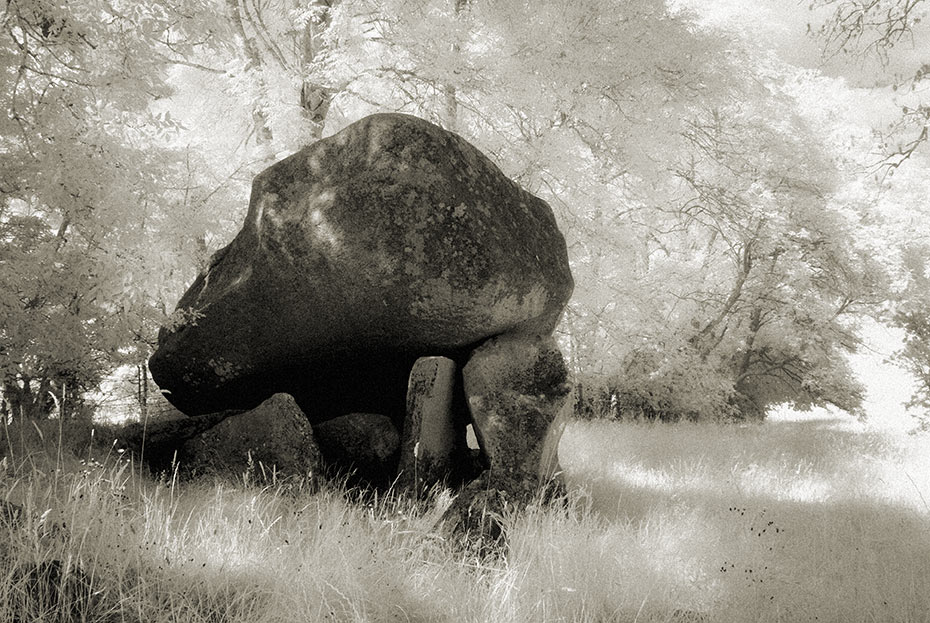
[1,411,928,623]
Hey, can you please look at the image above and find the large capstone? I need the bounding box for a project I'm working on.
[149,113,573,424]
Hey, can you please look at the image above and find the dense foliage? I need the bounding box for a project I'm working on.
[0,0,252,419]
[2,0,929,422]
[892,244,930,427]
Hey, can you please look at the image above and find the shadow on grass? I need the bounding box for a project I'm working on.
[558,417,930,621]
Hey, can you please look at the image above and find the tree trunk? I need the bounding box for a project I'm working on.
[226,0,274,147]
[443,0,470,131]
[2,377,54,421]
[297,0,336,140]
[691,238,754,359]
[732,307,764,419]
[2,381,22,422]
[735,307,762,381]
[137,363,149,422]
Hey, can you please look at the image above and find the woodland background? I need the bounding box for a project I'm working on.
[3,0,930,427]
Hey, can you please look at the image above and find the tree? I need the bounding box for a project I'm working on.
[811,0,930,170]
[0,0,236,419]
[0,0,356,420]
[890,244,930,427]
[0,0,900,423]
[198,0,338,154]
[307,0,886,419]
[808,0,930,427]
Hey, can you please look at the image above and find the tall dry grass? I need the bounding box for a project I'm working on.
[1,414,928,622]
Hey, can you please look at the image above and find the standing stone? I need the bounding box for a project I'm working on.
[442,334,570,537]
[313,413,400,487]
[463,335,570,479]
[398,356,458,497]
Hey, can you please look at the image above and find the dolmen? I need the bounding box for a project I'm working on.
[148,113,574,537]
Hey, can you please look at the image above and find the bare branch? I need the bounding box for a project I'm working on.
[811,0,927,61]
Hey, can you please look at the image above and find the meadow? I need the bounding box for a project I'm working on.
[1,411,928,623]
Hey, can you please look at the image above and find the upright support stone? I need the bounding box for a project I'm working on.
[442,334,570,538]
[398,356,457,497]
[463,335,569,480]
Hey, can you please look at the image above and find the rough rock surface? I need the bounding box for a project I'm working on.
[118,410,236,474]
[313,413,400,486]
[148,112,573,424]
[397,356,460,497]
[121,394,320,481]
[442,334,571,537]
[175,393,321,481]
